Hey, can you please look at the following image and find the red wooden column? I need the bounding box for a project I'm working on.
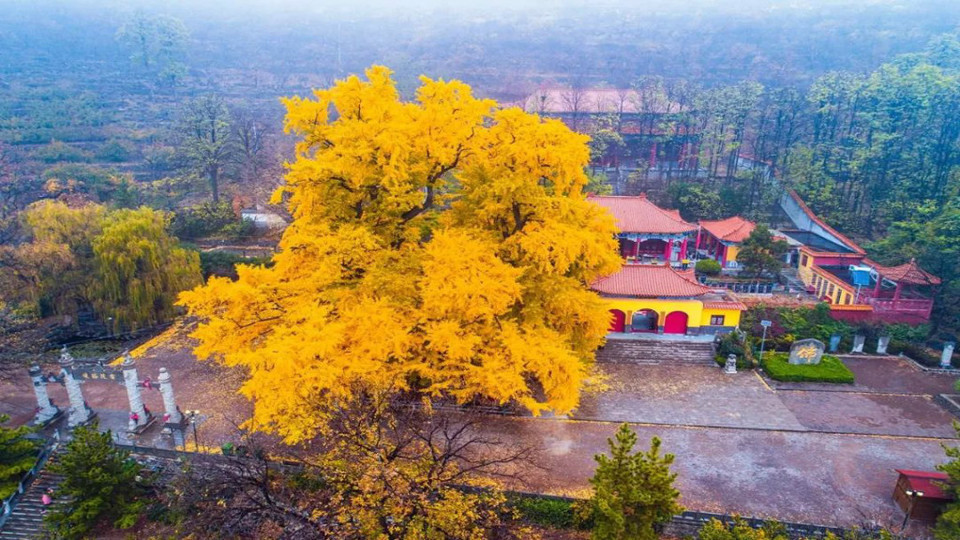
[680,237,688,260]
[720,244,727,267]
[893,282,902,308]
[694,227,702,251]
[664,239,674,262]
[873,274,883,296]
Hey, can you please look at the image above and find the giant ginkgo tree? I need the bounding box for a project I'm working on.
[179,66,621,443]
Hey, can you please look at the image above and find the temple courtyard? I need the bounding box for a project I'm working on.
[1,330,957,530]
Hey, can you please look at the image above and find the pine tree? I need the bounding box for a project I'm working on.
[737,224,788,278]
[0,414,38,499]
[936,422,960,540]
[45,423,148,539]
[587,423,682,540]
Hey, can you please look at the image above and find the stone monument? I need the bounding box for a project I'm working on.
[789,338,825,365]
[122,355,151,432]
[29,364,59,425]
[724,354,737,374]
[877,336,891,355]
[942,342,956,369]
[59,347,93,427]
[828,334,841,353]
[851,334,865,354]
[157,368,182,424]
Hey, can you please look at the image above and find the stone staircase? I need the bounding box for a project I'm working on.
[780,268,807,294]
[0,456,63,540]
[596,336,717,365]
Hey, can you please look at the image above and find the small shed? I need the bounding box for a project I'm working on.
[893,469,954,523]
[240,206,288,230]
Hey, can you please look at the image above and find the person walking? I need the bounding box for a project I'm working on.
[40,488,53,515]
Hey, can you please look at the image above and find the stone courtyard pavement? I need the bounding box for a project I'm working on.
[489,415,947,526]
[575,360,958,438]
[1,332,958,529]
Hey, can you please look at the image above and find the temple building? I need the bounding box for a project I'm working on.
[513,87,701,174]
[587,194,696,263]
[779,190,940,324]
[696,216,791,270]
[695,216,755,269]
[592,265,744,335]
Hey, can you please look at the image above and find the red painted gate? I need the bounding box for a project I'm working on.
[663,311,689,334]
[608,309,626,332]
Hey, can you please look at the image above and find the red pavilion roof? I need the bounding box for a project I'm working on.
[872,259,941,286]
[592,265,712,297]
[588,194,696,235]
[699,216,756,243]
[895,470,952,500]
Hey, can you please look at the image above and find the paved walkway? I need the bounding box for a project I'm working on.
[488,415,947,526]
[576,360,959,438]
[576,364,806,430]
[2,333,958,529]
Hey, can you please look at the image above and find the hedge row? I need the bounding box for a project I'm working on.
[508,494,593,530]
[760,352,855,384]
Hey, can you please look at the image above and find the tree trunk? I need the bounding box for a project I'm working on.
[210,167,220,204]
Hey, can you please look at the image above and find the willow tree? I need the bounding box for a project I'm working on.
[90,207,201,332]
[5,201,105,318]
[179,66,621,443]
[1,201,200,332]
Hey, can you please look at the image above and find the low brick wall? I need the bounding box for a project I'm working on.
[664,510,843,539]
[505,490,844,539]
[936,394,960,420]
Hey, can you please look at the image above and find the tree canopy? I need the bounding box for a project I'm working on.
[737,225,789,278]
[89,206,203,332]
[0,201,201,332]
[45,423,149,539]
[936,423,960,540]
[179,66,621,443]
[0,414,37,499]
[586,423,682,540]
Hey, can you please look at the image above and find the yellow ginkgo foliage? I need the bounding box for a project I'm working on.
[178,66,621,443]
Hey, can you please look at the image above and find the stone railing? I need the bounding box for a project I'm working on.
[863,296,934,317]
[503,489,846,539]
[0,435,59,530]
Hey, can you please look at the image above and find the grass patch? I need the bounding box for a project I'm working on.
[509,495,590,530]
[761,352,854,384]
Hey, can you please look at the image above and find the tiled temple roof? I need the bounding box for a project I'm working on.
[699,216,755,243]
[592,265,712,297]
[869,258,941,286]
[588,194,696,235]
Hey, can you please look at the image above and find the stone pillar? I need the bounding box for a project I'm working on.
[877,336,890,355]
[851,335,865,354]
[29,365,58,424]
[157,368,181,424]
[122,356,149,431]
[59,348,91,427]
[941,342,955,369]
